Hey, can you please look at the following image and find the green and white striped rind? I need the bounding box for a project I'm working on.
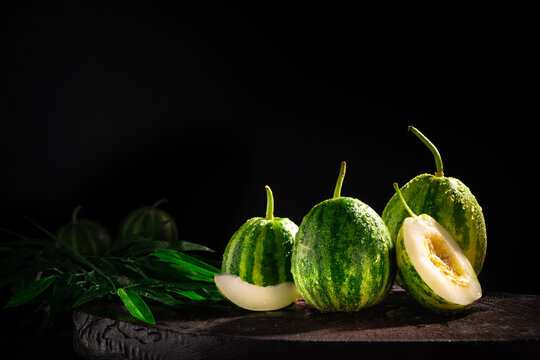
[382,174,486,275]
[57,220,112,256]
[221,217,298,287]
[291,197,395,312]
[396,224,469,311]
[118,207,179,242]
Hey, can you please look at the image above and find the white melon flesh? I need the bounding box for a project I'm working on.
[214,274,301,311]
[404,214,482,306]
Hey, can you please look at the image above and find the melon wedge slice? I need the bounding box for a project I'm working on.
[396,214,482,310]
[400,214,482,308]
[214,274,301,311]
[392,182,482,311]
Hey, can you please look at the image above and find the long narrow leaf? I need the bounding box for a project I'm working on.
[4,275,56,308]
[167,289,206,301]
[105,234,144,255]
[117,288,156,324]
[153,249,219,276]
[24,217,115,286]
[0,237,55,248]
[175,241,215,253]
[0,269,40,290]
[73,284,112,308]
[37,273,83,310]
[133,287,186,307]
[117,239,215,257]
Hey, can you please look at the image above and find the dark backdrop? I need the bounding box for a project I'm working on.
[0,6,534,301]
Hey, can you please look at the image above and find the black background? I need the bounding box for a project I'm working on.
[0,5,535,357]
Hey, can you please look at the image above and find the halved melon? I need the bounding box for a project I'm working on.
[214,274,301,311]
[397,214,482,310]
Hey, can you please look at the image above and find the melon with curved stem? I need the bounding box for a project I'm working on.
[393,183,482,310]
[219,186,300,311]
[383,127,487,281]
[291,162,395,312]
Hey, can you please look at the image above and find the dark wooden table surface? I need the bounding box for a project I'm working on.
[73,286,540,359]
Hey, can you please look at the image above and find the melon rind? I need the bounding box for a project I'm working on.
[291,197,395,312]
[396,214,482,311]
[383,174,487,276]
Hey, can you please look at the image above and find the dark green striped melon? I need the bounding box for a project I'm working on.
[118,199,179,242]
[221,186,298,287]
[382,127,486,277]
[291,162,395,312]
[56,205,112,256]
[217,186,300,311]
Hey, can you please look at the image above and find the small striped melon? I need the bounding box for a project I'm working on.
[56,205,112,255]
[218,186,300,311]
[118,199,178,242]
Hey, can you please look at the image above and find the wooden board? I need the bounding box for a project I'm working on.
[73,287,540,359]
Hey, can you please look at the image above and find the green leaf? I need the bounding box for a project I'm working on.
[111,239,215,258]
[37,273,83,310]
[73,284,112,308]
[133,287,187,307]
[117,287,156,324]
[168,289,206,301]
[0,269,38,291]
[175,241,215,253]
[1,246,41,261]
[153,249,219,276]
[4,275,56,308]
[200,287,225,302]
[105,234,144,255]
[181,270,216,283]
[126,240,171,257]
[11,272,38,294]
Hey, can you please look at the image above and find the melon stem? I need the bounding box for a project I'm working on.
[408,126,444,177]
[72,205,83,224]
[333,161,346,198]
[151,198,168,209]
[265,185,274,220]
[393,183,416,218]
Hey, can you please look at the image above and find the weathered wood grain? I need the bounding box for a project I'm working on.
[73,287,540,359]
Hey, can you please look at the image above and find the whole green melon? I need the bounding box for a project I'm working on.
[291,162,395,312]
[56,205,112,256]
[118,199,179,242]
[221,186,298,287]
[382,127,486,276]
[217,186,300,311]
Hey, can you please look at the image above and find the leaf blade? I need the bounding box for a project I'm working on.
[117,287,156,324]
[73,284,112,308]
[4,275,57,308]
[153,249,219,276]
[168,289,206,301]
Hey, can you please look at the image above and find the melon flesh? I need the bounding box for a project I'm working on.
[404,214,482,306]
[214,274,300,311]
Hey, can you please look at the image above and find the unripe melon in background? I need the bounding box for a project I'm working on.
[118,199,179,242]
[56,205,112,256]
